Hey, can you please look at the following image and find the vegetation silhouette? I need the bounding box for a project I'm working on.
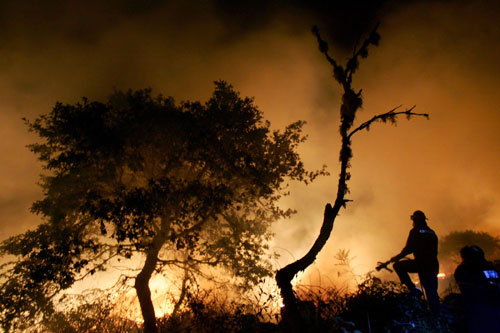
[440,230,500,265]
[0,81,325,332]
[22,274,463,332]
[275,24,429,330]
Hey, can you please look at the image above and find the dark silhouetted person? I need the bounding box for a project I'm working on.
[384,210,440,314]
[454,245,500,332]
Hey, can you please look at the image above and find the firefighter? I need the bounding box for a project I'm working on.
[377,210,440,314]
[454,245,500,332]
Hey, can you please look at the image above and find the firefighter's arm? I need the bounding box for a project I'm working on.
[391,230,414,262]
[390,252,405,263]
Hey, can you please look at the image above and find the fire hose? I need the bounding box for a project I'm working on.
[375,260,393,273]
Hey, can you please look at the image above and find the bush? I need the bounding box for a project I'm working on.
[295,275,459,332]
[27,275,466,332]
[156,288,277,332]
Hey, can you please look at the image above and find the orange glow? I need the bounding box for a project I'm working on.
[110,274,179,323]
[0,1,498,322]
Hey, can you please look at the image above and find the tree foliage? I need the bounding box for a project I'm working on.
[0,81,323,331]
[439,230,500,264]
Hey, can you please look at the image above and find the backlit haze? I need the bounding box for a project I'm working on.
[1,0,499,310]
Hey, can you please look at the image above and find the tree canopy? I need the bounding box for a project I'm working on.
[0,81,323,331]
[439,230,500,264]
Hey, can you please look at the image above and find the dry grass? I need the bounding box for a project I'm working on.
[34,275,465,332]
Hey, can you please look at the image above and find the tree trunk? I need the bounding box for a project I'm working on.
[135,234,165,333]
[276,199,346,328]
[276,132,351,332]
[276,137,350,301]
[275,204,336,304]
[276,27,361,325]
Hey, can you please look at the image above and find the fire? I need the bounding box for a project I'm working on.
[149,275,177,317]
[109,274,179,323]
[437,273,446,279]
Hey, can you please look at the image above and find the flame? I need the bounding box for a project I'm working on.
[437,273,446,279]
[109,274,179,323]
[149,275,177,317]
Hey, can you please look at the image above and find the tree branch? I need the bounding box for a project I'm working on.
[311,26,339,70]
[348,106,429,139]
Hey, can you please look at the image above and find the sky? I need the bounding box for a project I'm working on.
[0,0,499,290]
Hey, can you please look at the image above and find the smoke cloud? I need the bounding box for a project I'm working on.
[0,0,499,288]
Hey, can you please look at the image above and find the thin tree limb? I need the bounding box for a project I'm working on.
[348,106,429,139]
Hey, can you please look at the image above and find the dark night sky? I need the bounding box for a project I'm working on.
[0,0,499,288]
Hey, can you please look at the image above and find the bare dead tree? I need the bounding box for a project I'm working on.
[276,25,429,326]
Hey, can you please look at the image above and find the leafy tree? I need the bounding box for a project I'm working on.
[276,25,429,327]
[0,81,323,332]
[439,230,500,265]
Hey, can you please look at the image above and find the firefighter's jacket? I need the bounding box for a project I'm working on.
[394,225,439,274]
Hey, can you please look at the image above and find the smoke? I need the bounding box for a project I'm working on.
[0,0,499,289]
[269,0,500,282]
